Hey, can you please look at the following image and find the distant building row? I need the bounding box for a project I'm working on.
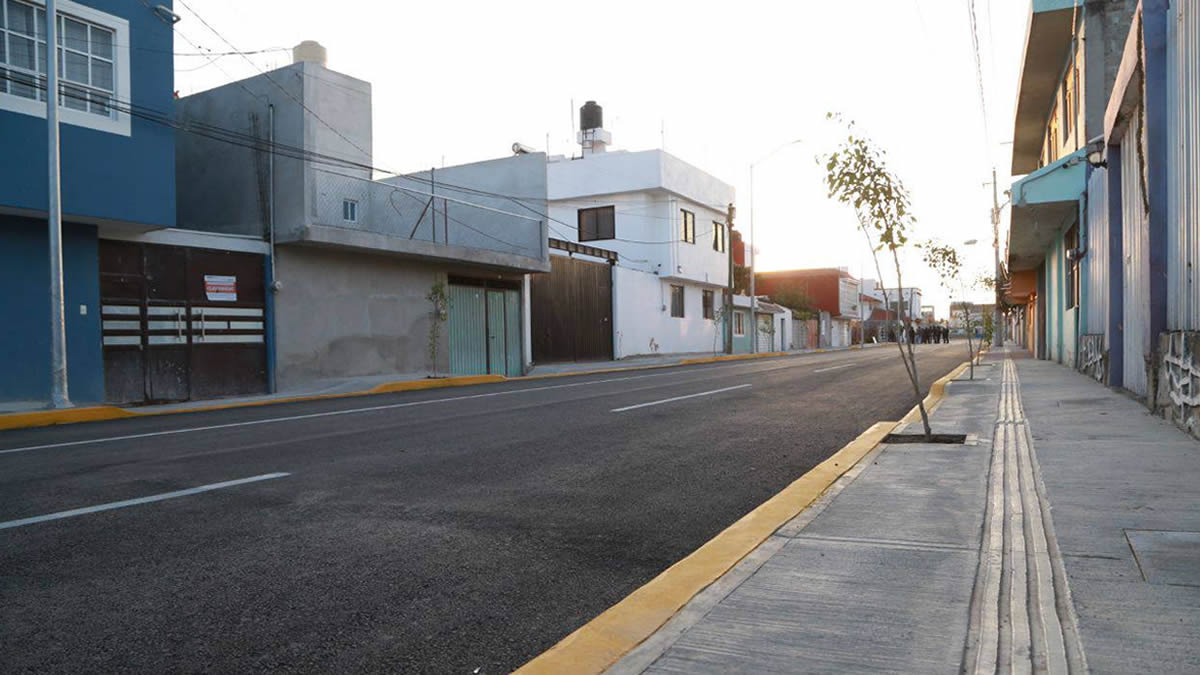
[1,1,804,406]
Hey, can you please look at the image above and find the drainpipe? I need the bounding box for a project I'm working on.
[265,102,279,393]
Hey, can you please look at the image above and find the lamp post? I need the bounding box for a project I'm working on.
[748,139,802,353]
[989,167,1012,348]
[46,0,70,409]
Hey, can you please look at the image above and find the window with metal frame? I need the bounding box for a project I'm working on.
[578,205,615,241]
[1,0,114,116]
[680,209,695,244]
[702,289,714,319]
[670,284,685,318]
[712,221,725,252]
[342,198,358,223]
[0,0,128,135]
[734,310,745,336]
[1065,223,1079,309]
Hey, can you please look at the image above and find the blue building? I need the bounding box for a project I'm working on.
[0,0,176,405]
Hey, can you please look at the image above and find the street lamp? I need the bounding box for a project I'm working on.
[749,139,803,353]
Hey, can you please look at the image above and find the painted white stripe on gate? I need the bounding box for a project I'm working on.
[102,305,140,315]
[102,320,140,330]
[0,472,290,530]
[192,307,262,317]
[610,384,751,412]
[102,336,141,346]
[194,335,263,344]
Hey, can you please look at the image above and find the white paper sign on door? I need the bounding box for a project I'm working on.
[204,275,237,302]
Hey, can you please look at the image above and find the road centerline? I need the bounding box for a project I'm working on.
[611,384,751,412]
[813,363,856,373]
[0,472,291,530]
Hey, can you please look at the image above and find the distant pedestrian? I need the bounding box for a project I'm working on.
[944,326,951,343]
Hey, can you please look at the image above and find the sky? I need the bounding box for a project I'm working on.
[173,0,1030,318]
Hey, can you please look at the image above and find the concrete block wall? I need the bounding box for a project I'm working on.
[273,247,446,390]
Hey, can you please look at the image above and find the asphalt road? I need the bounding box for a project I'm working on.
[0,344,966,674]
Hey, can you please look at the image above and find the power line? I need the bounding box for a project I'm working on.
[966,0,991,153]
[175,0,372,163]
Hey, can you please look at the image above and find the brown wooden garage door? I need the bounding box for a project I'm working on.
[99,240,268,404]
[530,255,613,362]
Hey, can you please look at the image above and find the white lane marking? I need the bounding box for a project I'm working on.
[611,384,751,413]
[813,363,855,373]
[0,472,290,530]
[0,352,879,456]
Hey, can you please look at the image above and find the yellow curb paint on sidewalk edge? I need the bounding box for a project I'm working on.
[516,359,973,675]
[0,406,140,431]
[0,346,867,432]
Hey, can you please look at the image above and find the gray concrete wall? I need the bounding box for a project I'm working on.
[1085,0,1138,142]
[176,61,372,240]
[274,246,446,390]
[383,153,548,262]
[275,245,531,389]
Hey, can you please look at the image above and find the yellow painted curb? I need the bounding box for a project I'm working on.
[0,406,138,431]
[514,419,900,675]
[0,374,513,433]
[517,357,973,674]
[678,351,790,366]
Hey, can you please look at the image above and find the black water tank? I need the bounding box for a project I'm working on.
[580,101,603,130]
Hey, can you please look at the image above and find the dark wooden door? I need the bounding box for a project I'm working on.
[99,242,267,404]
[530,255,613,362]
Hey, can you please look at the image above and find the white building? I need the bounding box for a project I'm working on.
[538,102,734,360]
[882,287,923,320]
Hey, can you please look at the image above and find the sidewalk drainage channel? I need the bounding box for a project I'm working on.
[882,433,968,444]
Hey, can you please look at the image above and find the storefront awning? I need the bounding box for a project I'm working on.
[1008,149,1086,271]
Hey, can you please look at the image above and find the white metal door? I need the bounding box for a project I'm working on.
[1121,112,1151,396]
[757,315,773,352]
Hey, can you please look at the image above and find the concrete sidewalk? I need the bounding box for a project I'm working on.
[609,347,1200,673]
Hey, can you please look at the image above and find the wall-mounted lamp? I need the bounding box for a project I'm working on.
[1086,136,1107,168]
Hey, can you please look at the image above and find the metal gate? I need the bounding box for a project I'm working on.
[1121,112,1151,396]
[448,279,522,377]
[530,255,613,362]
[99,241,268,404]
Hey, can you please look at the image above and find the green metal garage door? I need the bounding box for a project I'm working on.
[448,281,522,377]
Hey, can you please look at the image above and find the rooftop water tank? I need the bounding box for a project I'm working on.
[580,101,603,130]
[293,40,327,67]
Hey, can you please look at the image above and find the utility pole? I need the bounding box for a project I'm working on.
[726,202,735,354]
[46,0,70,409]
[749,165,758,353]
[990,166,1004,348]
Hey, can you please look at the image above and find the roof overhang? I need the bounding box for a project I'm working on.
[282,224,551,274]
[1007,148,1086,271]
[1011,1,1080,174]
[1004,268,1040,305]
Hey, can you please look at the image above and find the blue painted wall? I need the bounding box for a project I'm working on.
[0,0,175,228]
[0,216,104,402]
